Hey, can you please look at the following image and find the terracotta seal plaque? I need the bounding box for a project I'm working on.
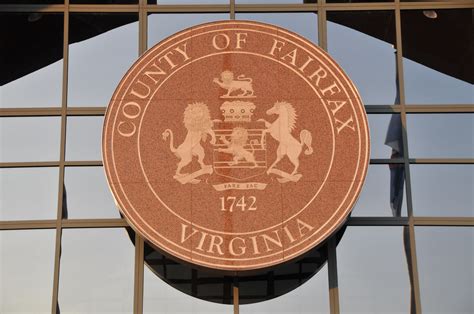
[103,21,370,271]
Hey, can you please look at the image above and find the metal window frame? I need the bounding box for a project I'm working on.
[1,1,473,313]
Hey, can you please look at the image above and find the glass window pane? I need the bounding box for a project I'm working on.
[0,230,56,313]
[58,228,134,313]
[337,227,412,313]
[407,114,474,158]
[368,114,404,159]
[0,117,61,162]
[327,0,391,3]
[411,165,474,217]
[353,165,407,217]
[237,0,311,3]
[64,167,120,219]
[416,227,474,313]
[241,265,329,314]
[401,9,473,104]
[154,0,226,3]
[70,0,137,3]
[148,14,229,48]
[0,0,62,3]
[66,116,103,161]
[143,265,231,313]
[68,13,138,107]
[327,11,397,105]
[0,13,63,108]
[236,13,318,44]
[0,168,59,221]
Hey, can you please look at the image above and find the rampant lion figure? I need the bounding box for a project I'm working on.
[213,70,254,97]
[217,127,258,167]
[162,102,216,177]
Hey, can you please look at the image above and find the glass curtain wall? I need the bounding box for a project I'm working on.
[1,1,472,314]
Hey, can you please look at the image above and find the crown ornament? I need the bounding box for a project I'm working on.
[220,101,256,122]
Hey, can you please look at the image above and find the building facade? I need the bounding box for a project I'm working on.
[0,1,473,313]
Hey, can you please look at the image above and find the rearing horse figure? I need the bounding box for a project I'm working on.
[258,101,313,176]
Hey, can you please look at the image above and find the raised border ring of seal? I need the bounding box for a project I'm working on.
[102,20,370,271]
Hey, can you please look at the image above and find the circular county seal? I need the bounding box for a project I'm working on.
[103,21,370,271]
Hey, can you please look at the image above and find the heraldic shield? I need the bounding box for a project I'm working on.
[162,70,313,191]
[213,101,268,182]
